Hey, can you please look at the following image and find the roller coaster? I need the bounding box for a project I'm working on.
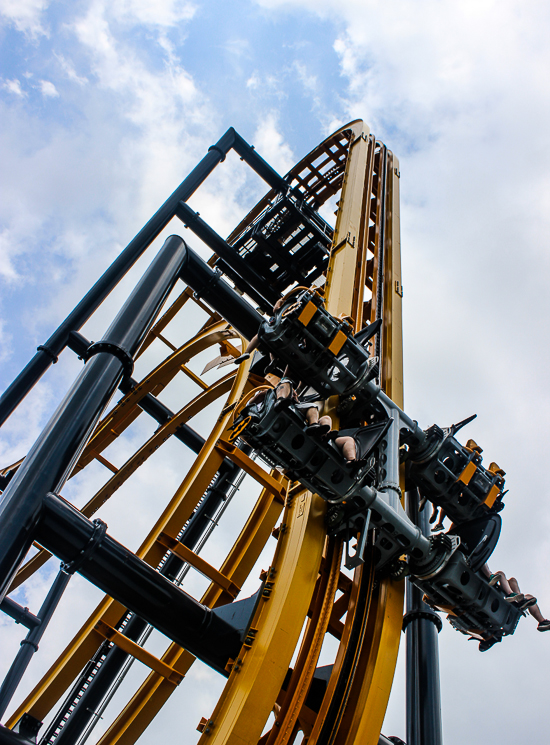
[0,120,522,745]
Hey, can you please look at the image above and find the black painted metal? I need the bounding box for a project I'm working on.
[0,128,285,429]
[0,126,300,739]
[405,490,443,745]
[37,493,241,674]
[0,141,229,428]
[179,244,263,340]
[0,570,70,719]
[39,458,245,744]
[226,196,332,294]
[65,333,207,456]
[229,131,288,193]
[0,235,188,598]
[0,724,35,745]
[176,202,277,312]
[0,599,40,630]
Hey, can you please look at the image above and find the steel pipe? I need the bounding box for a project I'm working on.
[179,243,263,340]
[405,490,443,745]
[37,493,241,674]
[176,202,277,312]
[42,457,246,744]
[0,599,40,630]
[0,128,286,428]
[0,236,188,598]
[0,570,70,719]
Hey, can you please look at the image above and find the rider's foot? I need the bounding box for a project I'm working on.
[505,592,524,604]
[233,353,250,364]
[517,596,537,610]
[488,573,501,587]
[537,619,550,631]
[306,423,330,437]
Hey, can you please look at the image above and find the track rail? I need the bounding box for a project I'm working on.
[1,120,404,745]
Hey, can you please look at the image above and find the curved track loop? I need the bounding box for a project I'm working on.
[5,120,404,745]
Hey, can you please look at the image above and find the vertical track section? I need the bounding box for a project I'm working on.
[0,121,405,745]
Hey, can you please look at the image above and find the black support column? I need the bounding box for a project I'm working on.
[404,490,443,745]
[39,457,246,745]
[37,492,241,674]
[0,127,285,428]
[0,235,188,598]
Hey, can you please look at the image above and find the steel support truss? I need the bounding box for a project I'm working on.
[0,121,414,745]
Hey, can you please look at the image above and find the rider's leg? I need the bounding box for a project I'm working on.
[305,406,319,425]
[335,436,356,461]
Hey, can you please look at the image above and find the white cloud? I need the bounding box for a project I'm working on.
[246,73,261,89]
[0,0,49,36]
[4,1,550,742]
[109,0,196,28]
[293,60,317,93]
[252,112,295,175]
[0,229,21,280]
[38,79,58,97]
[254,1,550,741]
[54,54,88,86]
[2,78,25,97]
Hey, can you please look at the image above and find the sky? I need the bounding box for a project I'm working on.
[2,0,550,743]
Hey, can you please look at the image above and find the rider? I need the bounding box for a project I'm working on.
[482,566,550,632]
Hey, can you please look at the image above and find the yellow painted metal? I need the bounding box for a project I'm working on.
[7,338,252,725]
[339,581,405,745]
[95,648,196,745]
[96,480,287,744]
[485,484,500,508]
[95,621,184,684]
[5,121,407,745]
[383,154,404,405]
[325,122,369,322]
[457,460,477,486]
[8,361,238,591]
[6,595,125,726]
[305,126,405,745]
[327,329,348,356]
[297,300,318,326]
[215,440,286,501]
[336,144,405,745]
[156,533,241,598]
[266,538,343,745]
[195,489,327,745]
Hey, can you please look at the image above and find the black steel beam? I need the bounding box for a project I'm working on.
[179,244,263,341]
[0,570,70,719]
[0,724,35,745]
[0,127,286,429]
[39,458,244,744]
[37,492,241,674]
[404,490,443,745]
[176,202,278,312]
[0,236,188,598]
[230,130,288,193]
[66,330,206,456]
[0,132,240,429]
[0,599,40,630]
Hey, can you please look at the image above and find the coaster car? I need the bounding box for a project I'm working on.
[256,289,380,399]
[402,417,506,526]
[229,386,389,506]
[413,512,522,645]
[417,549,522,644]
[230,389,461,575]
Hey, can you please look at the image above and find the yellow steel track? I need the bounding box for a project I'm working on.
[5,120,404,744]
